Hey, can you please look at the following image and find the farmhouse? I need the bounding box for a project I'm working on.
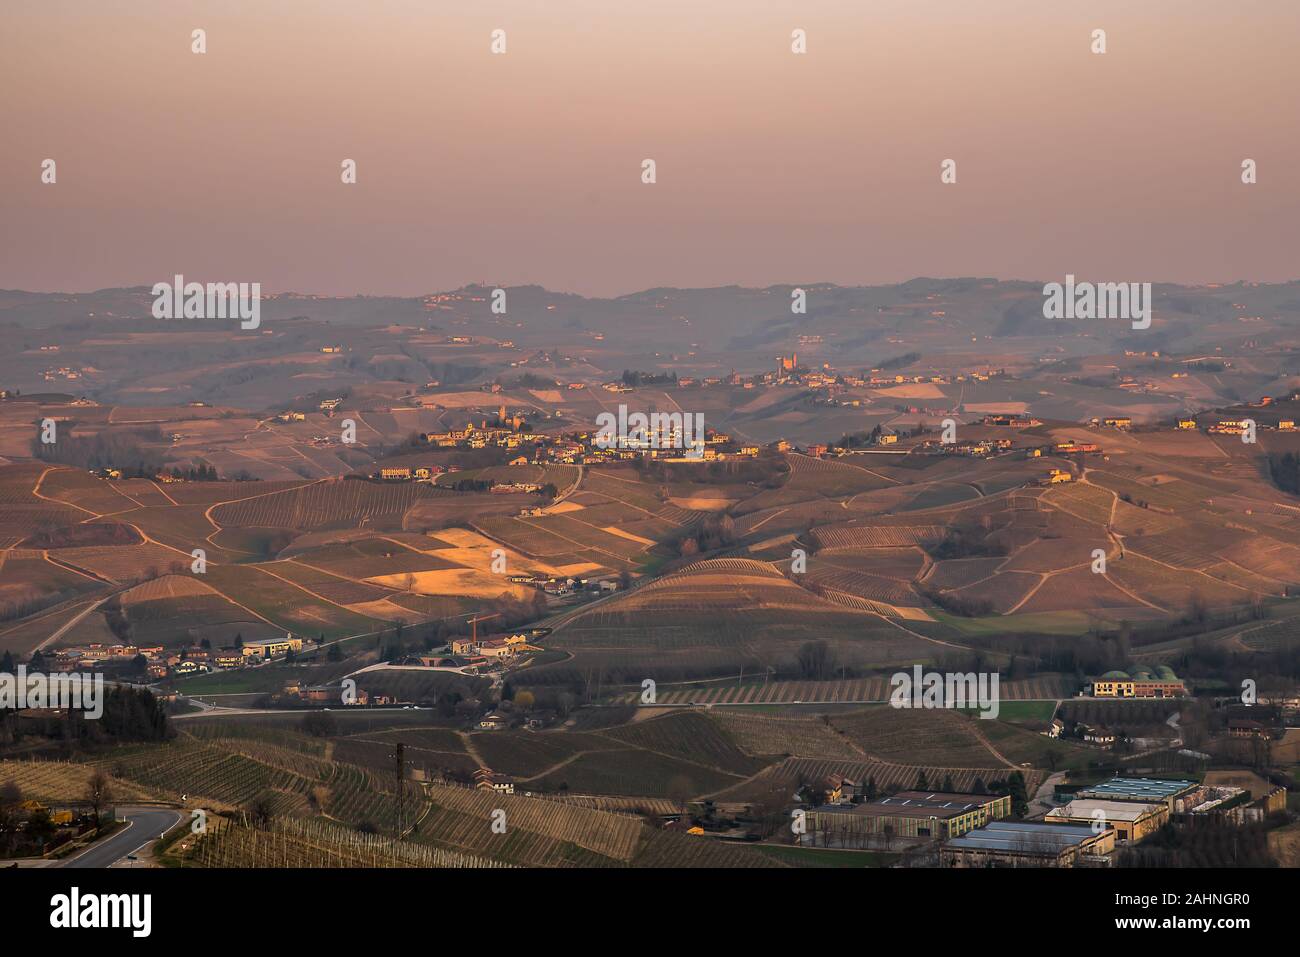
[478,638,514,659]
[477,711,511,731]
[1080,725,1116,747]
[213,651,245,669]
[474,768,515,794]
[824,774,859,805]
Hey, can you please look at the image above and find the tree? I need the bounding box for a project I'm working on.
[916,770,929,790]
[515,690,535,710]
[302,711,338,737]
[796,640,833,680]
[27,808,55,847]
[246,795,275,829]
[85,770,113,830]
[0,781,23,854]
[1001,771,1030,818]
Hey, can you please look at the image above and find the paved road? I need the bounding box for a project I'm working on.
[35,596,112,652]
[1028,771,1066,819]
[60,808,183,869]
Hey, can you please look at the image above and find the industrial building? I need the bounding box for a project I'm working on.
[941,820,1115,868]
[803,791,1011,845]
[1077,777,1198,812]
[1045,798,1168,844]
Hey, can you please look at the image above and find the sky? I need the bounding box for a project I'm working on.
[2,0,1298,297]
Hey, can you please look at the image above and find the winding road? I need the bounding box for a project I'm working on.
[59,808,183,868]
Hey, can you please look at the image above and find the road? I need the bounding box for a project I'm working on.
[59,808,183,869]
[1027,771,1066,819]
[35,596,112,652]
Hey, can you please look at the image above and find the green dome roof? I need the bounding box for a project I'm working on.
[1099,670,1130,680]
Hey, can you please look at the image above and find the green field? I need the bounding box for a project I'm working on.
[755,845,900,868]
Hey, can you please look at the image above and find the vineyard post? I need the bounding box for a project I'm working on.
[394,742,405,840]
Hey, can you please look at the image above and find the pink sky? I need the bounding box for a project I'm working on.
[2,0,1298,297]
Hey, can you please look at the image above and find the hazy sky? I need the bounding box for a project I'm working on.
[3,0,1298,297]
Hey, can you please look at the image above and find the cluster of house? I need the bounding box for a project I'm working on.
[45,635,308,679]
[508,574,621,596]
[1205,417,1296,434]
[407,414,759,468]
[41,366,88,382]
[1043,717,1120,749]
[769,356,1008,391]
[382,632,547,676]
[278,680,394,707]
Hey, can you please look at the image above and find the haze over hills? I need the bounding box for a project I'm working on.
[3,279,1298,431]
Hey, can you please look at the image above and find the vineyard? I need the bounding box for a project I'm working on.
[707,711,863,760]
[827,708,1008,767]
[415,782,646,865]
[631,828,788,868]
[92,741,322,809]
[598,711,771,777]
[193,816,505,868]
[0,759,157,804]
[210,479,448,530]
[810,524,947,550]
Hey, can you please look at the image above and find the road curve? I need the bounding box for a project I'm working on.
[59,808,183,869]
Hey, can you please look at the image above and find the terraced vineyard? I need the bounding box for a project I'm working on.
[195,816,505,868]
[0,759,157,804]
[211,479,448,530]
[708,712,863,760]
[416,784,647,865]
[93,741,320,808]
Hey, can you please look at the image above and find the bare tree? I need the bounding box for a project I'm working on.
[85,770,113,831]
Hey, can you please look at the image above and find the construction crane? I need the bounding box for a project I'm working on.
[468,612,500,645]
